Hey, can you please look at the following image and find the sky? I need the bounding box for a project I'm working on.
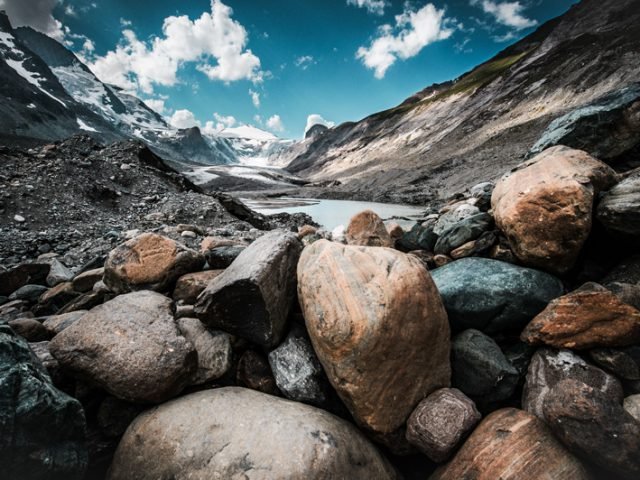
[0,0,578,138]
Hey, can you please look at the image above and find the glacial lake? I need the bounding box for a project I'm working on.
[242,197,426,230]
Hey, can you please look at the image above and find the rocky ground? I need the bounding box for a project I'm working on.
[1,141,639,479]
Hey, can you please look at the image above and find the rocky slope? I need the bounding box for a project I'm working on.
[1,144,639,479]
[277,0,640,203]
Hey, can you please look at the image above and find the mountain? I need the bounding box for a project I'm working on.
[215,125,294,167]
[277,0,640,203]
[0,12,236,167]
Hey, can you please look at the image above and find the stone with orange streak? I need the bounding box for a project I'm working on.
[491,146,618,274]
[345,210,394,247]
[297,240,450,437]
[430,408,588,479]
[521,283,640,349]
[104,233,205,293]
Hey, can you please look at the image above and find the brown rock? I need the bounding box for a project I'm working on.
[297,240,450,435]
[194,230,302,347]
[42,311,87,336]
[38,281,79,311]
[236,350,280,396]
[104,233,205,294]
[543,379,640,478]
[521,283,640,349]
[492,146,618,274]
[200,236,242,253]
[406,388,481,462]
[386,222,404,242]
[345,210,393,247]
[50,291,196,403]
[297,224,318,239]
[449,231,496,259]
[8,317,50,342]
[433,254,452,267]
[71,267,104,293]
[172,270,223,304]
[431,408,588,480]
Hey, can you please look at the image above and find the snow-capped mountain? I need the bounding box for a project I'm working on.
[215,125,295,167]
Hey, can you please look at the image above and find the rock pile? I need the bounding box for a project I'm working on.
[1,145,639,478]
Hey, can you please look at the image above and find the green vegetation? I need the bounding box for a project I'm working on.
[372,50,530,122]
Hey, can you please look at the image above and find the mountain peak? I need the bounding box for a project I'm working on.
[219,125,278,141]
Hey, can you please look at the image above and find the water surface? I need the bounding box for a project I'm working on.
[243,197,425,230]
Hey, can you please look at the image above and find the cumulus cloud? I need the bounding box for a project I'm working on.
[347,0,387,16]
[0,0,65,41]
[144,98,167,115]
[356,3,454,79]
[305,114,335,134]
[88,0,263,95]
[266,114,284,133]
[470,1,537,30]
[213,112,237,128]
[249,89,260,108]
[295,55,315,70]
[169,109,201,129]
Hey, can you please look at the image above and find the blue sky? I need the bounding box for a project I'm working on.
[3,0,577,138]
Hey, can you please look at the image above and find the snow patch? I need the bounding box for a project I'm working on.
[77,118,98,132]
[220,125,277,141]
[5,58,66,107]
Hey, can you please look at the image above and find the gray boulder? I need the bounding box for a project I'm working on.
[177,317,232,385]
[108,387,399,480]
[431,257,564,333]
[597,170,640,237]
[434,213,493,255]
[194,231,302,347]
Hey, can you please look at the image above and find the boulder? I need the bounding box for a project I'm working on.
[297,240,450,435]
[522,348,623,419]
[50,291,196,403]
[602,255,640,310]
[176,317,231,385]
[451,329,519,406]
[9,284,48,303]
[37,281,79,312]
[46,258,74,287]
[433,213,493,255]
[597,170,640,237]
[543,379,640,478]
[0,324,87,480]
[42,311,87,336]
[434,204,480,235]
[345,210,393,247]
[71,267,104,293]
[431,258,563,333]
[103,233,205,294]
[589,347,640,380]
[430,408,587,480]
[172,270,223,304]
[406,388,481,462]
[108,388,399,480]
[8,317,50,342]
[398,223,438,252]
[194,231,302,347]
[521,283,640,349]
[0,263,49,296]
[623,394,640,422]
[449,231,496,259]
[204,245,246,269]
[236,350,280,396]
[268,325,330,407]
[491,146,618,274]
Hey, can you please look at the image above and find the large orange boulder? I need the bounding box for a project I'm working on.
[431,408,587,479]
[104,233,204,293]
[491,146,618,274]
[521,283,640,349]
[297,240,450,436]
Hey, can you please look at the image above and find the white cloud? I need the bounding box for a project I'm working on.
[144,98,167,115]
[305,114,335,134]
[0,0,65,41]
[120,18,132,27]
[88,0,263,95]
[82,38,95,53]
[253,114,263,124]
[356,3,454,79]
[249,89,260,108]
[347,0,387,16]
[213,112,237,128]
[295,55,315,70]
[169,109,200,129]
[266,114,284,133]
[470,1,537,30]
[64,5,76,17]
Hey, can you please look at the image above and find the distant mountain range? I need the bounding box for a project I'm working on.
[0,11,286,170]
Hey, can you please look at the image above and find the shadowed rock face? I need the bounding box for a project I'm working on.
[107,387,399,480]
[297,240,450,436]
[431,408,588,480]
